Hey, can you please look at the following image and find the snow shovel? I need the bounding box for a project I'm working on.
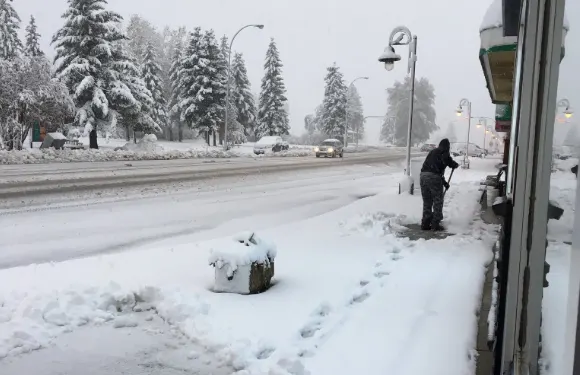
[443,168,455,197]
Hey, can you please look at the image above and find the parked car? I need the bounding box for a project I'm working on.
[420,143,436,152]
[315,139,344,158]
[253,136,289,155]
[451,142,485,158]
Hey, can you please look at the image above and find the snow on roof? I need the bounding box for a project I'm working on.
[480,0,569,32]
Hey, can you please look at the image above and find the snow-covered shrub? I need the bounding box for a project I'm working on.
[209,232,277,295]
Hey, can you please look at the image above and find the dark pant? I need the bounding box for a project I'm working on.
[420,172,444,226]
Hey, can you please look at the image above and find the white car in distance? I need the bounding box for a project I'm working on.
[253,136,289,155]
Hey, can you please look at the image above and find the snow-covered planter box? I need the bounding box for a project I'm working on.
[208,232,277,295]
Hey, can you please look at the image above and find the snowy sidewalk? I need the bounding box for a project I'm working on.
[0,159,498,375]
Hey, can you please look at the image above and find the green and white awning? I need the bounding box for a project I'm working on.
[479,0,569,104]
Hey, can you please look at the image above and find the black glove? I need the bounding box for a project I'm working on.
[443,180,450,190]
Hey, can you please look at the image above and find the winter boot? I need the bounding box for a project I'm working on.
[421,221,431,230]
[432,222,446,232]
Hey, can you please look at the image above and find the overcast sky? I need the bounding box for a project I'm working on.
[13,0,579,146]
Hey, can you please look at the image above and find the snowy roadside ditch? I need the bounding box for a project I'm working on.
[0,168,497,374]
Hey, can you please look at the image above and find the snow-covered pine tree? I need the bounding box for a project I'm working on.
[52,0,156,148]
[109,40,160,137]
[126,15,163,64]
[218,35,230,145]
[142,42,168,132]
[256,38,289,138]
[386,76,438,146]
[0,0,22,59]
[165,27,187,141]
[347,83,364,141]
[231,53,257,137]
[319,63,347,139]
[178,29,225,146]
[175,27,202,142]
[24,15,43,57]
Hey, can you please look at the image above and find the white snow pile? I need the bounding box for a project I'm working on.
[208,231,277,278]
[340,212,413,237]
[117,133,163,153]
[0,282,147,358]
[553,157,578,173]
[488,247,499,342]
[0,146,312,165]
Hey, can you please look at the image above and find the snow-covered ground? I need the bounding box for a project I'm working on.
[0,159,497,375]
[3,137,315,164]
[541,158,578,375]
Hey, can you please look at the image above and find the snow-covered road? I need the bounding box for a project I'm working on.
[0,150,414,198]
[0,160,401,269]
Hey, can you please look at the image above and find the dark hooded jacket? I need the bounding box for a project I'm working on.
[421,139,459,175]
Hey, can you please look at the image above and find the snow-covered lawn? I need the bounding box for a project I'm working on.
[541,161,577,375]
[0,159,497,374]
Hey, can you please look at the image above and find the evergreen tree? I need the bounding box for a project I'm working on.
[444,121,458,143]
[231,53,257,137]
[178,28,225,146]
[385,76,438,146]
[142,42,168,132]
[256,38,289,138]
[25,16,43,57]
[167,27,186,141]
[347,83,364,141]
[304,114,315,134]
[52,0,158,149]
[319,63,347,139]
[218,35,230,144]
[126,15,163,64]
[0,0,22,59]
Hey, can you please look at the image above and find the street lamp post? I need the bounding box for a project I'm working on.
[224,24,264,151]
[477,117,491,155]
[456,99,472,169]
[345,77,369,148]
[557,98,573,119]
[378,26,418,194]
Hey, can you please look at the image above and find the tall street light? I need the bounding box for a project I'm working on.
[345,77,369,147]
[557,98,573,120]
[476,117,495,155]
[224,24,264,151]
[378,26,417,194]
[456,98,472,169]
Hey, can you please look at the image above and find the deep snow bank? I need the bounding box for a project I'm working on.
[0,147,312,164]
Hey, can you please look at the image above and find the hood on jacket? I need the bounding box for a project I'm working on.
[439,138,450,151]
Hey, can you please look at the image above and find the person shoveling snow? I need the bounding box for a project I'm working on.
[419,138,459,231]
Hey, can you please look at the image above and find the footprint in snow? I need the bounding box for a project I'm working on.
[375,261,383,268]
[390,247,402,254]
[374,270,390,278]
[311,303,331,317]
[391,254,403,261]
[359,280,370,287]
[350,290,370,304]
[256,346,275,360]
[300,321,322,338]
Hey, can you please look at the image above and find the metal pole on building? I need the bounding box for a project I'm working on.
[224,24,264,151]
[377,25,418,194]
[345,77,369,148]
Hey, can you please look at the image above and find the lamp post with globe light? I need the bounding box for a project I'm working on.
[456,99,472,168]
[378,26,417,194]
[557,98,573,120]
[345,77,369,147]
[224,24,264,151]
